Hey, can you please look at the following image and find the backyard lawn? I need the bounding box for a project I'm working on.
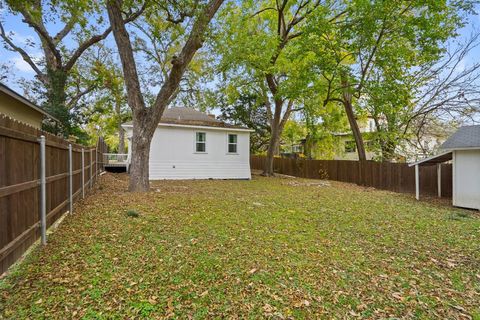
[1,173,479,319]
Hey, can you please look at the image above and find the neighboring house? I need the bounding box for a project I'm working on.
[331,117,450,162]
[410,125,480,210]
[122,107,253,180]
[278,118,376,160]
[280,141,304,157]
[333,117,377,160]
[0,83,57,128]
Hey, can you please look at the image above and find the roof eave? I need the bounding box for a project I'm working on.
[121,122,254,132]
[440,146,480,151]
[0,83,59,123]
[408,150,453,167]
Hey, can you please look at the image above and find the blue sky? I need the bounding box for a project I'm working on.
[0,4,479,94]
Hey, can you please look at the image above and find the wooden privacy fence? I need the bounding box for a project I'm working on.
[0,115,107,274]
[251,156,452,198]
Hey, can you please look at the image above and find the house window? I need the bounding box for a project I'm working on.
[195,132,206,152]
[228,134,237,153]
[292,145,302,153]
[345,140,356,153]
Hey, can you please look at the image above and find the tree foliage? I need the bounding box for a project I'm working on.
[107,0,225,191]
[0,0,142,136]
[300,0,477,160]
[215,0,324,175]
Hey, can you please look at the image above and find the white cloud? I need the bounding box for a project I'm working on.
[9,31,35,46]
[9,53,43,74]
[11,56,35,73]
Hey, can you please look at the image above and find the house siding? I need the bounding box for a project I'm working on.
[334,136,375,160]
[0,92,43,128]
[453,149,480,210]
[125,125,251,180]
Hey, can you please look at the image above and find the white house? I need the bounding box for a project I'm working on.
[122,107,253,180]
[410,125,480,210]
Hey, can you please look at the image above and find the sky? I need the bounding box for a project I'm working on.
[0,4,479,99]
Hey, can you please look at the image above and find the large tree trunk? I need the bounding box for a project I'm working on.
[341,76,366,161]
[263,87,284,176]
[263,116,281,176]
[107,0,225,192]
[128,110,155,191]
[44,69,68,135]
[343,99,366,161]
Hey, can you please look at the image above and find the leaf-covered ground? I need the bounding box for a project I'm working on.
[1,173,479,319]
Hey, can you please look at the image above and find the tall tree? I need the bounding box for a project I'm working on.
[94,60,128,153]
[368,32,480,160]
[106,0,225,191]
[218,92,271,154]
[0,0,142,135]
[78,51,130,152]
[216,0,325,176]
[304,0,475,160]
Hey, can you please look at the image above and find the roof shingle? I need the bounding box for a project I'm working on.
[124,107,249,130]
[440,125,480,150]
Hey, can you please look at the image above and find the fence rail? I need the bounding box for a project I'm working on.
[250,156,452,198]
[104,153,128,167]
[0,114,107,274]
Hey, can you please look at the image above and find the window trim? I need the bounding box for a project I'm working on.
[226,133,238,154]
[194,131,207,153]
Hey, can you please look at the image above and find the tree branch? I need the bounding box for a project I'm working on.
[67,83,97,109]
[106,0,147,113]
[0,21,46,81]
[65,2,147,72]
[16,4,63,64]
[53,16,77,44]
[151,0,225,120]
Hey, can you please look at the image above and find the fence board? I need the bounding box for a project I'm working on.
[0,114,107,274]
[251,156,452,199]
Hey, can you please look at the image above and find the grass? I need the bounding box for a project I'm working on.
[1,173,479,319]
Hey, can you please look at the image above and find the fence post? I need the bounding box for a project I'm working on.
[415,164,420,200]
[437,164,442,198]
[68,144,73,214]
[90,149,93,188]
[95,146,98,179]
[82,148,85,198]
[38,135,47,245]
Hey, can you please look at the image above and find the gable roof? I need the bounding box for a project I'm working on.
[0,83,58,122]
[440,125,480,150]
[123,107,251,131]
[162,107,222,124]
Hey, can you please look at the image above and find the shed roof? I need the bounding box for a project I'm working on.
[408,150,452,167]
[123,107,250,130]
[440,125,480,150]
[0,83,58,122]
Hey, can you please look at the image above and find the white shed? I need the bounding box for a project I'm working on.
[410,125,480,210]
[122,107,253,180]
